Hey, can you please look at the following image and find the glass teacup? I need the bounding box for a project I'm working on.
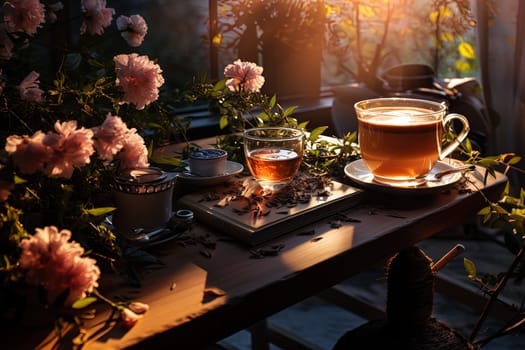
[243,127,305,191]
[354,97,470,187]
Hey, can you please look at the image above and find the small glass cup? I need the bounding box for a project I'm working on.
[243,127,305,191]
[354,97,470,187]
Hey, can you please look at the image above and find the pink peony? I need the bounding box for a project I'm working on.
[19,71,44,102]
[113,53,164,110]
[116,14,148,47]
[92,113,129,164]
[18,226,101,306]
[43,120,95,179]
[3,0,46,35]
[5,131,51,174]
[117,131,149,170]
[0,24,14,60]
[224,59,265,92]
[80,0,115,36]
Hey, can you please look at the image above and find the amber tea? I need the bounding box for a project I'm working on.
[355,98,470,187]
[243,128,304,191]
[358,107,442,179]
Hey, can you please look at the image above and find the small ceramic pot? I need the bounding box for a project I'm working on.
[189,149,227,177]
[112,167,176,235]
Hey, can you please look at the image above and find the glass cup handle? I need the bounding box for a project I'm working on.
[439,113,470,160]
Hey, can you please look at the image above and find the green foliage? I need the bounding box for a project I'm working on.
[72,296,98,309]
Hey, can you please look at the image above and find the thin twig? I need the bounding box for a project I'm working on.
[469,248,525,342]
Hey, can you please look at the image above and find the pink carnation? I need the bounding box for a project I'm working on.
[224,59,265,92]
[92,113,129,164]
[18,226,101,306]
[43,120,95,179]
[5,131,51,174]
[80,0,114,36]
[117,131,149,170]
[114,53,164,110]
[116,14,148,47]
[19,71,44,102]
[3,0,46,35]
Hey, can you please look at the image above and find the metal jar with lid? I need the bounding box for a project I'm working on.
[112,167,176,236]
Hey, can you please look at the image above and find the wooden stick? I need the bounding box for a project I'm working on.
[431,244,465,272]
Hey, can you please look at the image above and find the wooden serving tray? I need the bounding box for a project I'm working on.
[175,174,363,246]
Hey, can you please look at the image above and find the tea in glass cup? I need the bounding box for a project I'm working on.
[354,98,470,187]
[243,127,305,191]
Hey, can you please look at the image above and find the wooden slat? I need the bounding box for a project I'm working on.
[317,285,386,321]
[266,322,324,350]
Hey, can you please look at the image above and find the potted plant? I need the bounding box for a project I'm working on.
[217,0,328,98]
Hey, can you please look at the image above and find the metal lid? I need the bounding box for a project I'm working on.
[113,167,175,194]
[115,167,167,185]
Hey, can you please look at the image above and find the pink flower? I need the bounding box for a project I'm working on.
[3,0,46,35]
[120,307,143,328]
[18,226,101,306]
[120,302,149,328]
[5,131,51,174]
[127,301,149,315]
[0,24,14,60]
[80,0,115,36]
[114,53,164,110]
[116,14,148,47]
[43,120,95,179]
[19,71,44,102]
[224,59,265,92]
[92,113,129,164]
[117,131,149,170]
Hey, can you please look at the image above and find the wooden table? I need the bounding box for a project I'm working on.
[5,140,508,350]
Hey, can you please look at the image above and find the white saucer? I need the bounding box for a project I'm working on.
[344,159,466,195]
[175,160,244,186]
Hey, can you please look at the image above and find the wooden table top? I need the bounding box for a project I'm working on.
[4,140,508,350]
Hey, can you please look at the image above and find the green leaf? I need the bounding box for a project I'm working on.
[149,156,187,167]
[508,156,522,165]
[309,126,328,141]
[463,138,472,153]
[477,206,491,216]
[298,121,309,129]
[256,112,270,122]
[283,105,298,117]
[72,296,98,309]
[269,95,277,108]
[83,207,116,217]
[213,79,226,91]
[14,175,27,185]
[219,115,229,129]
[463,258,477,279]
